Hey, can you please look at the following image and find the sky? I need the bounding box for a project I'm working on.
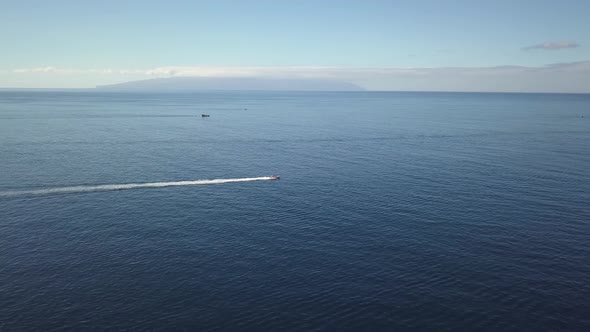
[1,0,589,92]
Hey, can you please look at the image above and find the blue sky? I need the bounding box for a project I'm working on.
[1,0,589,91]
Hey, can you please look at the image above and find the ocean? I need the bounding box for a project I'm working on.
[1,91,589,331]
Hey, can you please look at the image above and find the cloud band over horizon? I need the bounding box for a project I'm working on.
[3,61,590,93]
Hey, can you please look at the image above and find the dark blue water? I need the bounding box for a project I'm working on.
[1,91,589,331]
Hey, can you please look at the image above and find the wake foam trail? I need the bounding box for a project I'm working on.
[0,177,274,198]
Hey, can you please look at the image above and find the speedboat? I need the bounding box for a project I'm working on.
[270,175,280,180]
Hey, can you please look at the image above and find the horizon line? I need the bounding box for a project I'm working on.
[1,87,589,95]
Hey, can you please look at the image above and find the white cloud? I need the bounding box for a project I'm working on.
[5,62,590,92]
[9,66,440,79]
[13,66,58,73]
[12,67,142,75]
[524,41,579,50]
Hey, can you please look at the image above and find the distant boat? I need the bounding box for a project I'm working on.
[201,114,210,117]
[270,175,280,180]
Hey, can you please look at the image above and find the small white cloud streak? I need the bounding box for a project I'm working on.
[12,67,145,75]
[524,41,579,50]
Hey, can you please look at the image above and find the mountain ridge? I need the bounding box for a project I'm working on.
[96,77,364,91]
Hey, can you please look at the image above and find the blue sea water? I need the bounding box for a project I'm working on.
[1,91,589,331]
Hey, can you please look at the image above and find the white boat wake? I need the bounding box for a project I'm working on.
[0,176,276,198]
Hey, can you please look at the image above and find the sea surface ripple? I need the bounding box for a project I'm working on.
[1,91,589,331]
